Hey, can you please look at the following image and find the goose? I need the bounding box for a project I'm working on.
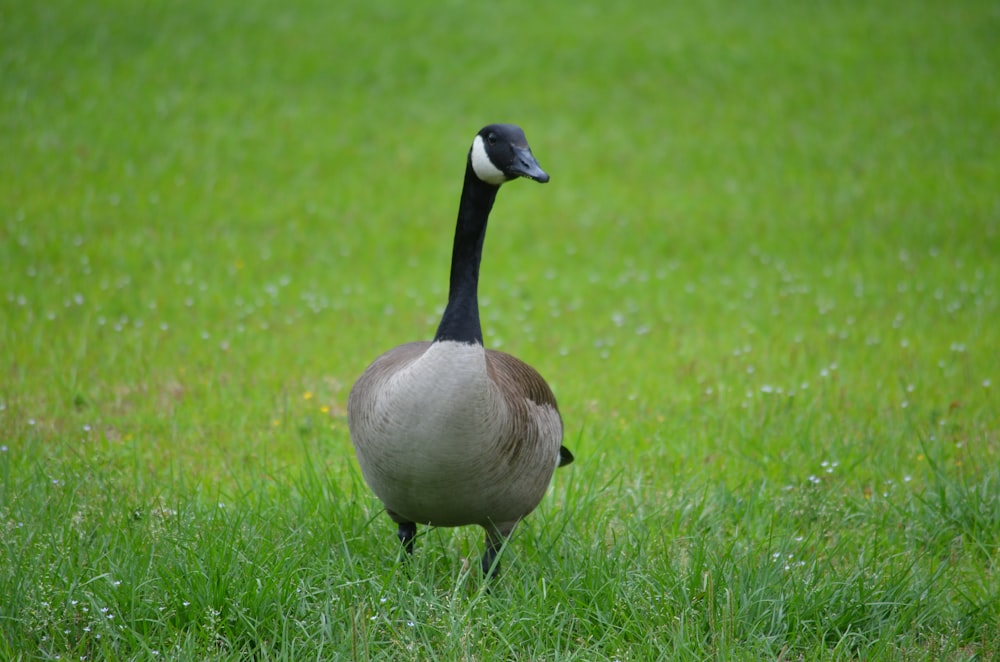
[347,124,573,577]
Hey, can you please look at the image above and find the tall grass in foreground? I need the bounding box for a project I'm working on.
[1,435,998,659]
[2,0,999,658]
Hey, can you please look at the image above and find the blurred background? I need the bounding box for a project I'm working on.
[2,0,997,486]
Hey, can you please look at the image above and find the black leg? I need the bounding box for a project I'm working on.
[397,521,417,556]
[481,530,507,578]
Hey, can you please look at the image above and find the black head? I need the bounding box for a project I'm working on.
[469,124,549,186]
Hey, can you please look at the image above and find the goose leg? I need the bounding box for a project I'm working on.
[481,540,502,578]
[397,521,417,556]
[481,524,514,578]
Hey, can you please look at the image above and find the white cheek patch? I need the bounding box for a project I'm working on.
[470,135,508,185]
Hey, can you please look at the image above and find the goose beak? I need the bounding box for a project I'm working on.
[509,146,550,183]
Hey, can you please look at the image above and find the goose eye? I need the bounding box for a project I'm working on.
[487,133,497,146]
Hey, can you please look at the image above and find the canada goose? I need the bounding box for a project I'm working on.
[347,124,573,577]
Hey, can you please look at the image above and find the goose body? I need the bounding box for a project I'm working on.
[347,124,572,576]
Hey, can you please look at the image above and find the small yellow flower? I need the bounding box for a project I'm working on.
[271,419,280,427]
[303,391,313,400]
[320,405,330,414]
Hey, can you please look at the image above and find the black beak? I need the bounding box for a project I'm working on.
[509,145,550,183]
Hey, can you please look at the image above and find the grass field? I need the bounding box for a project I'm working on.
[2,0,999,658]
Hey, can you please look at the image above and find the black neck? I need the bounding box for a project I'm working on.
[433,160,500,344]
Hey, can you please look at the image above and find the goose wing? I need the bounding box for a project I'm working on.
[347,341,432,422]
[485,349,573,467]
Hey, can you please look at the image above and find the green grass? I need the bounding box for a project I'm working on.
[2,0,999,658]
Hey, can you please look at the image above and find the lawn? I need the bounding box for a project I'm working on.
[2,0,999,658]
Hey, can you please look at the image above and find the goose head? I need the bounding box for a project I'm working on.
[469,124,550,186]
